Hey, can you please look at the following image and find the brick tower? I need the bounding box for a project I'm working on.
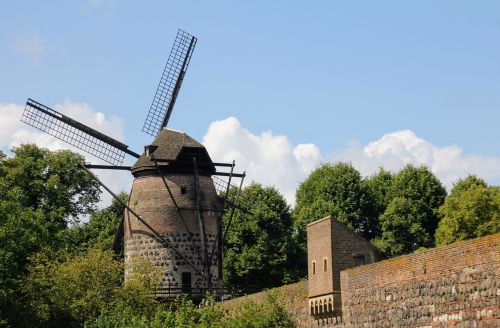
[307,216,382,317]
[124,129,223,298]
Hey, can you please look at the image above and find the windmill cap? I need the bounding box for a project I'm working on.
[131,128,215,177]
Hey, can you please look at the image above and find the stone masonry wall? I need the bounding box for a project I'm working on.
[340,233,500,327]
[221,234,499,328]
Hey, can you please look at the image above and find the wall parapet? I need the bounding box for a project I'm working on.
[340,233,500,327]
[220,234,500,327]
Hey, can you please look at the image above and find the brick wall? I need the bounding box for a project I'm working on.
[340,233,500,327]
[330,218,382,310]
[308,218,334,297]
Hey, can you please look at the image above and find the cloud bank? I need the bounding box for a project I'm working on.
[203,117,500,205]
[2,105,499,208]
[336,130,500,188]
[0,101,132,208]
[203,117,322,203]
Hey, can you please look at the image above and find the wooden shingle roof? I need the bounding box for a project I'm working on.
[131,129,214,175]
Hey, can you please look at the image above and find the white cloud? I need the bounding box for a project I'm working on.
[202,117,322,204]
[2,107,499,209]
[10,33,47,61]
[203,118,500,205]
[0,101,133,209]
[336,129,500,188]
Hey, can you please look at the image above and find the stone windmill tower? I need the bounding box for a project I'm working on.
[19,30,245,299]
[125,129,233,296]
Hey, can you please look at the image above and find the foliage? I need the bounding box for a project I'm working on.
[0,144,100,222]
[87,291,295,328]
[293,163,449,257]
[0,200,47,322]
[79,192,127,251]
[227,290,296,328]
[447,174,487,196]
[363,168,394,221]
[22,249,123,326]
[223,183,300,291]
[4,142,500,327]
[21,249,162,327]
[435,175,500,246]
[379,197,431,256]
[117,256,162,318]
[387,164,446,243]
[0,144,102,325]
[375,165,446,256]
[294,162,377,244]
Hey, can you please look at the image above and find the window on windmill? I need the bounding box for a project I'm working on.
[312,261,316,275]
[353,255,366,267]
[180,186,187,194]
[323,258,327,272]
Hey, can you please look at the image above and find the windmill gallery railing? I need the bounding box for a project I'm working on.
[155,285,261,301]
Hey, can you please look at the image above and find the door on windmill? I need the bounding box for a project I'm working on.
[181,272,192,294]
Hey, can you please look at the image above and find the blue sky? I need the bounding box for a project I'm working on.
[1,1,499,204]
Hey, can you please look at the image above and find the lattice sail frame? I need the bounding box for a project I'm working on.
[142,29,197,137]
[212,175,233,196]
[212,174,246,211]
[21,98,136,165]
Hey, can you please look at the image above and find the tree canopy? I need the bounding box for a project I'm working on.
[78,192,127,251]
[0,144,102,323]
[363,168,394,220]
[0,144,100,222]
[389,165,446,238]
[378,197,431,256]
[223,183,300,291]
[435,175,500,246]
[293,163,450,257]
[375,165,447,256]
[294,162,377,245]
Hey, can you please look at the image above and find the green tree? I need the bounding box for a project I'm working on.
[80,192,128,251]
[294,162,377,244]
[22,249,160,327]
[363,168,394,220]
[0,144,101,325]
[223,183,299,291]
[0,201,48,322]
[447,174,487,196]
[22,249,123,327]
[383,164,446,249]
[379,197,431,256]
[0,144,100,223]
[435,175,500,246]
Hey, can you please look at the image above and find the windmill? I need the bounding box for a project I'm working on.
[19,29,245,299]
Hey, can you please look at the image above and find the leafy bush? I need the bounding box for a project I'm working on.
[88,291,296,328]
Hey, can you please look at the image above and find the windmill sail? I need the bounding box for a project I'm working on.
[142,29,197,137]
[21,98,140,165]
